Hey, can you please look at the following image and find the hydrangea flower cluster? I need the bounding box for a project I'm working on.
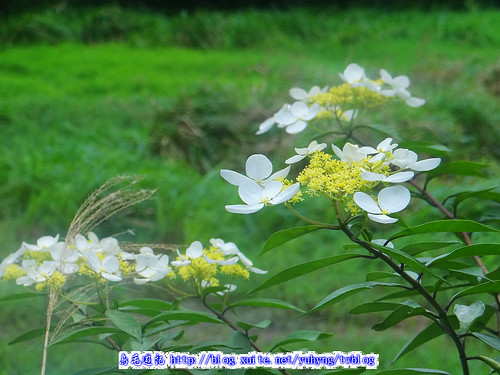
[257,63,425,135]
[0,234,263,294]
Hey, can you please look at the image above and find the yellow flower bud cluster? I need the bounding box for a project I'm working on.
[297,151,389,213]
[312,83,386,112]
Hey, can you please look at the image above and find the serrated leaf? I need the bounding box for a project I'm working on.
[106,310,142,341]
[228,298,304,313]
[260,226,322,256]
[427,161,488,180]
[390,220,499,240]
[146,310,223,327]
[8,327,47,345]
[251,254,361,293]
[454,301,485,334]
[310,282,405,313]
[377,369,451,375]
[237,319,271,331]
[270,330,332,351]
[401,241,460,256]
[393,317,459,363]
[472,332,500,351]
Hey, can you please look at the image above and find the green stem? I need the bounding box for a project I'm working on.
[286,203,340,230]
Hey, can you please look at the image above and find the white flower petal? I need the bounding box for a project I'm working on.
[238,182,264,205]
[412,158,441,171]
[246,154,273,181]
[186,241,203,259]
[289,88,308,100]
[256,117,275,135]
[267,165,291,182]
[225,203,264,214]
[378,186,411,213]
[368,213,398,224]
[249,267,268,274]
[353,192,382,214]
[285,120,308,134]
[269,183,300,205]
[290,101,309,117]
[361,171,386,182]
[220,169,252,186]
[285,154,306,164]
[102,256,120,273]
[406,97,426,107]
[384,171,414,182]
[102,272,122,282]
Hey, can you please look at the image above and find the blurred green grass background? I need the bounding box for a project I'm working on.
[1,5,499,374]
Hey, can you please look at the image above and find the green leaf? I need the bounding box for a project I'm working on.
[390,220,499,240]
[428,244,500,265]
[354,123,401,139]
[453,301,485,334]
[370,243,448,284]
[366,271,399,281]
[0,292,46,302]
[146,310,223,327]
[310,282,405,313]
[237,319,271,331]
[451,187,500,208]
[475,355,500,372]
[393,317,458,363]
[400,241,460,256]
[450,282,500,303]
[119,299,173,311]
[376,369,451,375]
[251,254,361,293]
[131,337,159,351]
[270,330,332,351]
[398,141,451,156]
[260,225,322,255]
[472,332,500,352]
[426,161,488,180]
[51,327,123,345]
[8,327,47,345]
[227,298,304,313]
[373,303,433,331]
[318,369,366,374]
[350,302,403,314]
[449,267,492,283]
[106,310,142,341]
[72,367,124,375]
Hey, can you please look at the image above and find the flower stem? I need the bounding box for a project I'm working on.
[41,291,57,375]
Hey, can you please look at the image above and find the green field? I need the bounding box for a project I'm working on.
[1,6,499,374]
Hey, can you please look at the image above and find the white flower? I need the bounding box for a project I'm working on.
[354,185,411,224]
[359,138,398,163]
[23,234,60,252]
[225,180,300,214]
[50,243,79,275]
[274,102,320,134]
[285,140,327,164]
[331,142,369,163]
[209,238,266,274]
[256,104,291,135]
[134,247,171,285]
[289,86,327,102]
[16,260,57,286]
[391,149,441,171]
[379,69,425,108]
[361,169,414,183]
[0,246,26,277]
[87,253,122,282]
[220,154,290,187]
[339,63,380,92]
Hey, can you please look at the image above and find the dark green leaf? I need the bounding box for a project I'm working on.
[260,226,322,256]
[310,282,405,313]
[472,333,500,351]
[398,141,451,156]
[8,327,47,345]
[270,330,332,351]
[106,310,142,341]
[391,220,499,240]
[373,304,433,331]
[146,310,223,327]
[366,271,398,281]
[51,327,123,345]
[118,299,172,311]
[451,187,500,208]
[426,161,488,180]
[393,317,458,363]
[377,369,451,375]
[450,282,500,303]
[401,241,460,256]
[475,355,500,372]
[0,292,46,302]
[428,244,500,265]
[228,298,304,313]
[237,319,271,331]
[350,302,403,314]
[131,337,159,351]
[251,254,361,293]
[449,267,492,283]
